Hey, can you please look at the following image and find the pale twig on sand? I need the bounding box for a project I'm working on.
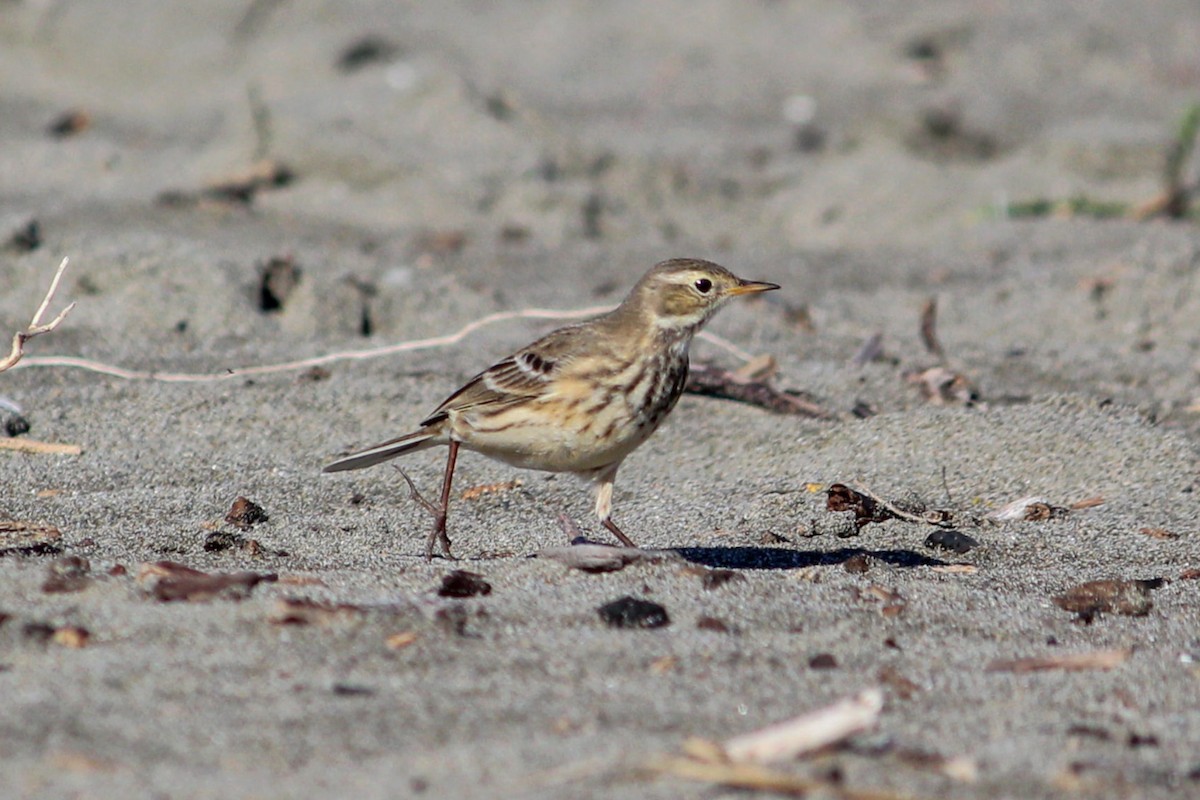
[12,305,754,381]
[0,257,76,374]
[0,438,82,456]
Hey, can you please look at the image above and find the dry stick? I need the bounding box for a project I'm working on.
[850,482,956,528]
[0,438,82,456]
[0,257,76,374]
[13,306,756,381]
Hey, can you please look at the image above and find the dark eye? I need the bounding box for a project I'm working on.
[694,278,712,294]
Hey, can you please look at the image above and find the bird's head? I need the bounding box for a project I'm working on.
[628,258,779,333]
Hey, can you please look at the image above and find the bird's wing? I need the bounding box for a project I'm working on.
[420,325,583,426]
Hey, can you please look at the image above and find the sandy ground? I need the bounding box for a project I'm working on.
[3,2,1200,798]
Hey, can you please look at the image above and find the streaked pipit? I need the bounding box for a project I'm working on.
[324,257,779,559]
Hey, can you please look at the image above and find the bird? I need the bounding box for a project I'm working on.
[323,257,779,560]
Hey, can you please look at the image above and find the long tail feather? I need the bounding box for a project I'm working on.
[323,429,439,473]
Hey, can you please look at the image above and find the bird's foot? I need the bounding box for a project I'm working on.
[395,467,455,561]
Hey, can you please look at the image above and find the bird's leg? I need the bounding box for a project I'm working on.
[392,440,459,561]
[595,464,638,548]
[426,440,459,560]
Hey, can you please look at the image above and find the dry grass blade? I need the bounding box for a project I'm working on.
[646,756,911,800]
[13,306,756,381]
[986,647,1132,673]
[0,438,82,456]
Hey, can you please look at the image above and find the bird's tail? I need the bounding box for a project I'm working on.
[323,429,439,473]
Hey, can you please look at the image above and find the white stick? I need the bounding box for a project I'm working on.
[722,688,883,764]
[1,257,76,374]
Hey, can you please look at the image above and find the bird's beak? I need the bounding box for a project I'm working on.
[728,279,781,296]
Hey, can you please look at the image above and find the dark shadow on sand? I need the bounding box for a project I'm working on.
[671,546,947,570]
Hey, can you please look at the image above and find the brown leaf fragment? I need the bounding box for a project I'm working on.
[905,366,978,405]
[0,520,63,556]
[986,647,1132,673]
[696,616,731,633]
[808,653,838,670]
[52,626,90,649]
[226,496,269,529]
[459,480,522,501]
[1179,568,1200,580]
[42,555,91,594]
[1053,579,1163,622]
[1139,527,1179,540]
[701,568,744,591]
[139,561,276,602]
[827,484,893,529]
[385,631,419,650]
[269,597,365,626]
[437,570,492,598]
[919,297,945,359]
[685,363,833,418]
[877,666,921,700]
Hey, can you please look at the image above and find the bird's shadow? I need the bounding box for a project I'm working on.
[668,546,947,570]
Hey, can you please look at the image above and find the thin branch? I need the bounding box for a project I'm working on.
[12,303,756,381]
[1,257,76,374]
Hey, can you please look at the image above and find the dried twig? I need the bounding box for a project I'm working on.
[986,647,1132,673]
[722,689,884,763]
[686,363,833,418]
[847,483,956,528]
[13,305,755,381]
[1,257,76,374]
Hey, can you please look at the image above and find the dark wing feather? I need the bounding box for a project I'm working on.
[419,326,584,426]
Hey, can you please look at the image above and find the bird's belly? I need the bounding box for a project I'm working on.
[451,398,662,474]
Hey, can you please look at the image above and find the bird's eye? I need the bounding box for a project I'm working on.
[694,278,712,294]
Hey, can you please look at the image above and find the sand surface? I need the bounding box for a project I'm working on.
[3,3,1200,798]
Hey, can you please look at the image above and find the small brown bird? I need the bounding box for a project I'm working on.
[324,258,779,559]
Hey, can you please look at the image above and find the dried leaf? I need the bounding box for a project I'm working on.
[919,297,945,359]
[827,484,893,528]
[138,560,276,603]
[437,570,492,598]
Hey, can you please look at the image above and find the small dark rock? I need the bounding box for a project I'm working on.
[809,652,839,670]
[257,256,301,313]
[226,496,269,529]
[47,109,91,138]
[204,531,243,553]
[437,570,492,598]
[924,529,978,554]
[336,36,401,72]
[598,596,670,629]
[3,413,30,437]
[331,683,376,697]
[7,219,41,252]
[22,622,56,642]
